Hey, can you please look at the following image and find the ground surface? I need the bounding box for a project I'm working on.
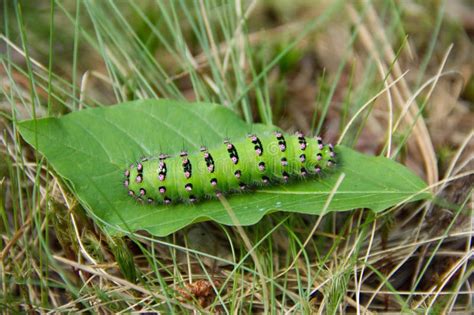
[0,1,473,313]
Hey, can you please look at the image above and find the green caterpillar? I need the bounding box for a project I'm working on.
[124,131,336,205]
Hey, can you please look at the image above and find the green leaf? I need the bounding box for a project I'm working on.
[18,99,430,236]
